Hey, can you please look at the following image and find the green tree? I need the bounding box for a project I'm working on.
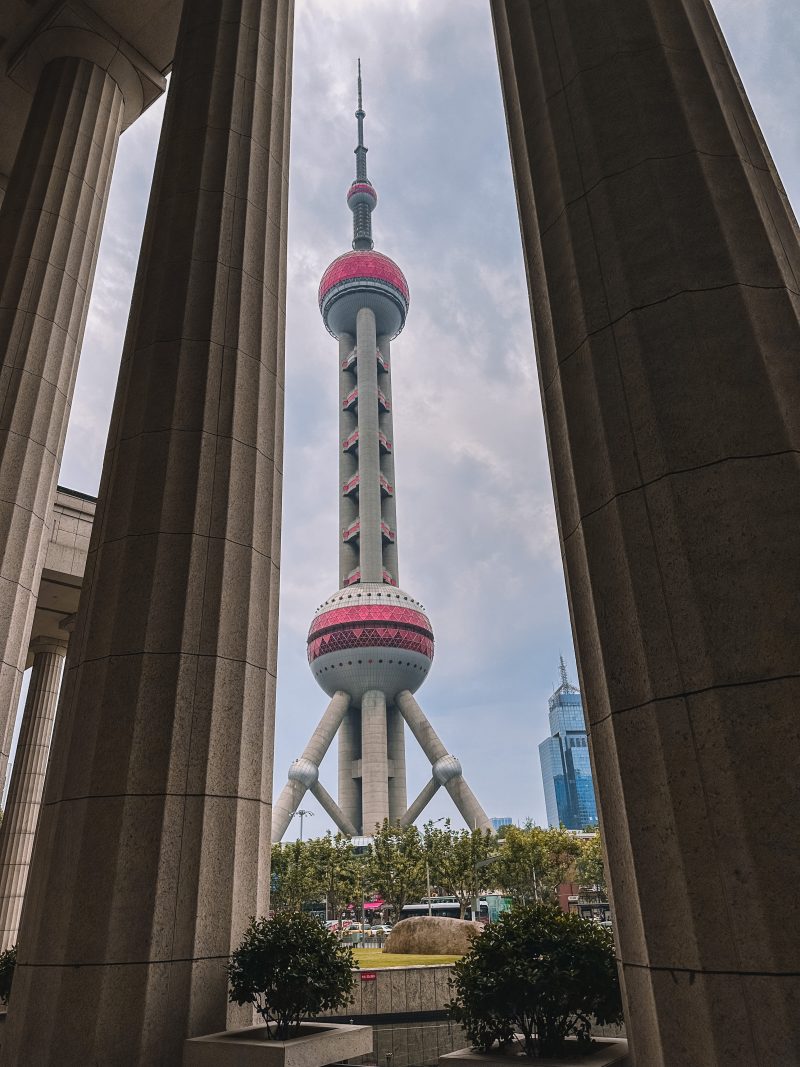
[494,824,581,903]
[424,820,496,918]
[270,840,320,913]
[367,821,426,920]
[229,913,354,1040]
[308,833,361,925]
[449,903,623,1057]
[576,832,607,895]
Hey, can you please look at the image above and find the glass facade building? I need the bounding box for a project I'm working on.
[491,817,512,832]
[538,662,598,830]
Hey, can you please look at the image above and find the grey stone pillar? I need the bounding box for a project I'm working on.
[355,307,382,581]
[2,1,293,1063]
[0,637,67,949]
[492,2,800,1064]
[361,689,389,834]
[0,58,125,793]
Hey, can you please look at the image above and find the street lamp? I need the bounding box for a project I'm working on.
[293,808,313,841]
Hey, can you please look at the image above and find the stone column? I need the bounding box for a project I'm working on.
[361,689,389,834]
[0,637,67,949]
[0,11,164,795]
[491,2,800,1064]
[2,2,293,1063]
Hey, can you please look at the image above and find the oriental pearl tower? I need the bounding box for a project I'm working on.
[273,66,490,840]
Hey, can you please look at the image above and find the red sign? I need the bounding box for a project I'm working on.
[360,971,377,982]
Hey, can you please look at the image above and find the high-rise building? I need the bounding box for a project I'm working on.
[538,658,598,830]
[491,817,512,832]
[272,66,491,840]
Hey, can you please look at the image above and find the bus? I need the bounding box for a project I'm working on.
[397,896,490,922]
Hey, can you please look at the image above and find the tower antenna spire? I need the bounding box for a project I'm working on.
[559,655,569,689]
[351,59,374,248]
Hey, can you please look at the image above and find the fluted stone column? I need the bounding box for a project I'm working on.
[0,58,126,793]
[492,2,800,1064]
[0,637,67,949]
[2,2,293,1063]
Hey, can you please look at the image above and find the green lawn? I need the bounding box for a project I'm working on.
[353,948,461,969]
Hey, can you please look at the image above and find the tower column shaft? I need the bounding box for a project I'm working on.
[377,334,399,584]
[2,2,293,1062]
[338,332,358,585]
[492,0,800,1062]
[355,307,383,582]
[387,703,407,822]
[0,57,125,793]
[338,707,361,831]
[0,637,67,949]
[361,689,389,834]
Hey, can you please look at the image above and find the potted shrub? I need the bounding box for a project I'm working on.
[184,913,373,1067]
[446,904,627,1064]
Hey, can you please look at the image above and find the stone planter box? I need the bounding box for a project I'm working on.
[184,1021,373,1067]
[439,1036,629,1067]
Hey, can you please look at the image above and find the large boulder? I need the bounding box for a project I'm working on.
[383,916,483,955]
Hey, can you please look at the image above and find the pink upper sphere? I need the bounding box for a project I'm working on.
[319,250,410,305]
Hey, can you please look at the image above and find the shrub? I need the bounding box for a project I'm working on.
[228,913,354,1040]
[449,904,622,1058]
[0,945,16,1006]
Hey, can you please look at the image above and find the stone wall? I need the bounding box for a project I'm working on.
[321,965,466,1067]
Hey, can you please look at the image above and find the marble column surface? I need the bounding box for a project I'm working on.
[0,637,67,950]
[0,56,124,794]
[492,1,800,1064]
[2,1,293,1064]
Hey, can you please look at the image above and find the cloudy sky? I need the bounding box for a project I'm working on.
[44,1,799,833]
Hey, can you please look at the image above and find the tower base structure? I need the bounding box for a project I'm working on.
[273,687,490,840]
[273,585,491,839]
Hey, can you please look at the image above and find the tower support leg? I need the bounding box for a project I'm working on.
[272,690,350,841]
[399,777,440,827]
[395,690,491,831]
[361,689,389,834]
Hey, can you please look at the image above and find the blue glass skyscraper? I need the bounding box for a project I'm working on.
[538,659,598,829]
